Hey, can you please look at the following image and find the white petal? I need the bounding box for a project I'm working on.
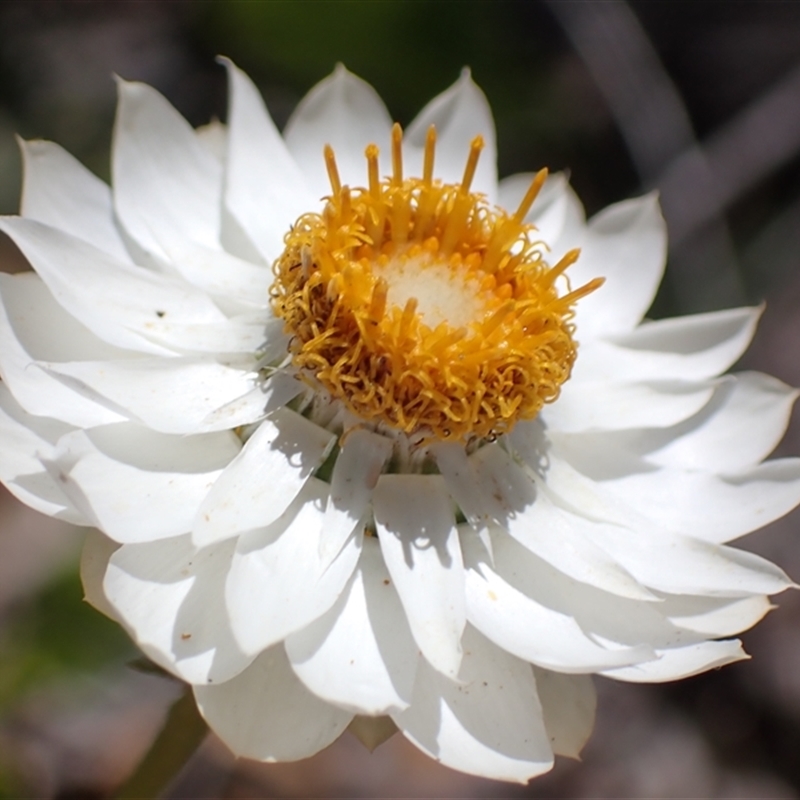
[320,428,393,567]
[49,424,239,543]
[196,118,227,162]
[489,528,699,651]
[0,273,126,427]
[0,272,130,361]
[576,454,800,543]
[392,625,553,784]
[532,668,596,759]
[613,304,761,370]
[659,593,773,637]
[284,64,392,201]
[43,357,259,435]
[194,408,335,546]
[551,513,792,598]
[155,242,272,311]
[549,374,796,475]
[199,371,302,431]
[543,180,587,254]
[112,78,222,257]
[19,139,132,263]
[543,378,717,432]
[374,474,465,677]
[643,372,798,472]
[523,435,794,591]
[0,384,84,523]
[512,420,641,528]
[601,640,748,683]
[194,645,353,761]
[0,217,226,355]
[467,445,654,601]
[285,537,419,715]
[462,526,654,672]
[225,478,361,655]
[80,528,121,619]
[405,69,497,202]
[138,316,271,356]
[573,306,762,384]
[567,194,666,337]
[529,435,800,548]
[104,535,253,684]
[221,58,314,263]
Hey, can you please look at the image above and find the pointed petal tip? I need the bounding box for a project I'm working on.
[112,73,135,91]
[644,187,660,203]
[347,715,399,752]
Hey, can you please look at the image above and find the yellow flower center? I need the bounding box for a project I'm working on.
[272,124,602,443]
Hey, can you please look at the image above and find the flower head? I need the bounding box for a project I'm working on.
[273,126,600,443]
[1,60,799,783]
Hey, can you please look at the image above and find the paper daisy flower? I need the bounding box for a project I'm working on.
[1,59,799,783]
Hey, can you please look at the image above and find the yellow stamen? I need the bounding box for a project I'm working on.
[271,130,602,443]
[481,301,515,337]
[557,277,606,307]
[390,125,410,248]
[391,123,403,186]
[400,297,418,337]
[546,248,581,284]
[440,137,483,254]
[514,168,549,223]
[423,125,436,186]
[366,145,381,199]
[324,145,341,196]
[369,277,388,321]
[339,185,351,220]
[460,135,484,195]
[415,127,438,241]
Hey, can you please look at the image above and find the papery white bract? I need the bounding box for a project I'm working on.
[1,59,799,783]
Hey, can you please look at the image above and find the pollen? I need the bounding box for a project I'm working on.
[271,124,603,443]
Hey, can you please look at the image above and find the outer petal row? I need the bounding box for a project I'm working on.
[225,478,362,656]
[0,385,83,522]
[196,623,562,783]
[48,424,240,543]
[0,273,127,427]
[0,217,225,356]
[221,59,314,264]
[285,537,419,716]
[20,138,133,264]
[103,534,253,685]
[554,373,798,474]
[112,78,223,260]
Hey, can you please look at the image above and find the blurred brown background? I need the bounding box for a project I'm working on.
[1,1,800,797]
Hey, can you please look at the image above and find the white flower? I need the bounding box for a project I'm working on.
[1,59,799,783]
